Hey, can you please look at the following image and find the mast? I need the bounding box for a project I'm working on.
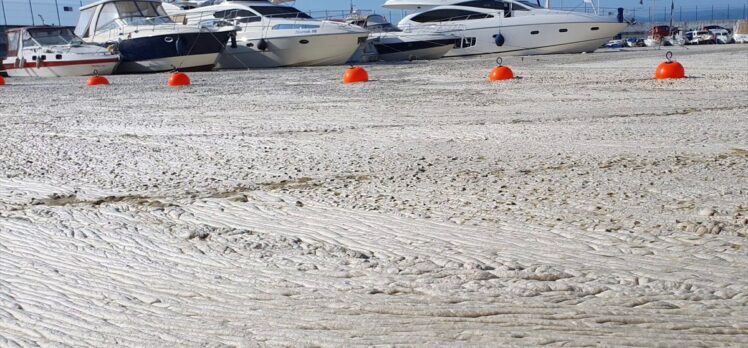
[54,0,62,25]
[28,0,35,25]
[1,0,8,26]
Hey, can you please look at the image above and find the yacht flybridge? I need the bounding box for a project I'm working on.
[383,0,628,56]
[75,0,236,73]
[167,0,370,68]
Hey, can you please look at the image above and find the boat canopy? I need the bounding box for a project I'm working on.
[75,0,171,38]
[23,27,80,46]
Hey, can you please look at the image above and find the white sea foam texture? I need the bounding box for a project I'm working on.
[1,45,747,346]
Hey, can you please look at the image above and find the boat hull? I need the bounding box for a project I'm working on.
[446,21,627,57]
[115,31,231,73]
[217,32,367,69]
[374,38,457,61]
[1,57,118,77]
[116,53,219,73]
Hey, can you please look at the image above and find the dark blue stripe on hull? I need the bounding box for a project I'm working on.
[374,39,458,55]
[118,31,231,63]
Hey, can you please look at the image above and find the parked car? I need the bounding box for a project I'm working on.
[625,37,646,47]
[685,30,715,45]
[709,29,733,44]
[604,39,624,48]
[703,25,731,34]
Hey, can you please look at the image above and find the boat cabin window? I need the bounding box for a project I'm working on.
[511,2,533,10]
[22,31,37,48]
[411,9,493,22]
[6,31,20,56]
[117,1,144,19]
[249,6,312,19]
[214,9,261,23]
[27,28,78,46]
[76,7,96,37]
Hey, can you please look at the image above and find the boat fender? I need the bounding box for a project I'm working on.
[258,39,268,51]
[36,55,44,69]
[229,33,237,49]
[14,57,22,68]
[494,34,505,46]
[106,43,118,55]
[176,36,187,56]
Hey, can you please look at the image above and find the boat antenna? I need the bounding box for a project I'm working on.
[38,14,45,25]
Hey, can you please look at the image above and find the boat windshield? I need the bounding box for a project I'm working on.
[119,1,172,23]
[364,15,398,32]
[26,28,80,46]
[249,6,312,19]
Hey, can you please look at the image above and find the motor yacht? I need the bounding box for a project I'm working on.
[2,26,119,77]
[383,0,629,57]
[348,13,458,62]
[167,0,370,68]
[75,0,236,73]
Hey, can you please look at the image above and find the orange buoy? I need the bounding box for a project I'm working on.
[0,75,5,86]
[655,51,685,80]
[488,57,514,81]
[343,66,368,84]
[168,72,191,87]
[87,75,109,86]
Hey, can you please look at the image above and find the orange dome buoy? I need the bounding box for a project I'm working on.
[655,51,685,80]
[489,57,514,81]
[168,72,191,87]
[343,66,368,84]
[0,75,5,86]
[87,74,109,86]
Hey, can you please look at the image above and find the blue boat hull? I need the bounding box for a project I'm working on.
[116,31,232,73]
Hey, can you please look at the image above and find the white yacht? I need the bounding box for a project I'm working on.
[2,26,119,77]
[75,0,236,73]
[168,0,370,68]
[384,0,629,57]
[348,13,458,62]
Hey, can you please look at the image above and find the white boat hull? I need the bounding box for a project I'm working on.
[115,53,219,73]
[2,58,118,77]
[440,21,628,57]
[217,33,367,69]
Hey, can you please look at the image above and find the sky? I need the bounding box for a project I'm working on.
[1,0,746,26]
